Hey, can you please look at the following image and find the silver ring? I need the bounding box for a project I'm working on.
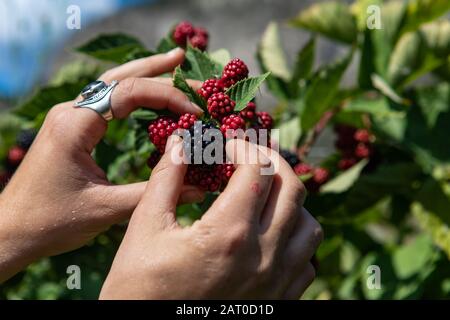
[74,80,119,121]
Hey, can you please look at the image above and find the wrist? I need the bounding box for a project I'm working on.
[0,195,43,283]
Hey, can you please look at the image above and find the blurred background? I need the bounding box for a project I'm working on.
[0,0,351,107]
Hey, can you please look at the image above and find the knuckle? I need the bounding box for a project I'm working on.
[288,178,307,205]
[116,77,138,104]
[309,219,324,248]
[220,224,249,255]
[45,105,71,132]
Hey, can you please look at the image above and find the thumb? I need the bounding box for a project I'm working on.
[132,135,187,230]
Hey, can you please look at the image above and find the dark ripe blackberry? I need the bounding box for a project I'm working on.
[279,149,300,168]
[17,129,37,149]
[183,122,221,164]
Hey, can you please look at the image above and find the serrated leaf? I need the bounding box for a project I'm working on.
[299,51,352,132]
[289,1,357,44]
[181,46,222,81]
[76,33,151,63]
[173,67,207,110]
[259,22,291,81]
[225,73,270,111]
[321,159,368,194]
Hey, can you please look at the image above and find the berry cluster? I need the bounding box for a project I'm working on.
[0,130,36,190]
[334,125,375,170]
[173,21,209,51]
[147,58,273,193]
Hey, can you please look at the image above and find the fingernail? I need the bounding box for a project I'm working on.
[165,135,182,152]
[191,102,204,115]
[166,47,183,57]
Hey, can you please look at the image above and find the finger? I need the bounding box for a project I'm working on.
[204,139,274,226]
[283,208,323,273]
[110,78,203,119]
[64,78,203,152]
[99,48,185,82]
[257,145,306,245]
[133,136,186,230]
[94,182,205,225]
[283,263,316,300]
[149,77,203,91]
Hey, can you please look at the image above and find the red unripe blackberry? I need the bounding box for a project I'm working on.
[221,58,249,88]
[148,116,179,153]
[7,146,26,167]
[185,165,221,192]
[220,114,246,137]
[197,79,224,101]
[354,129,371,143]
[173,21,195,47]
[257,111,273,129]
[207,92,235,120]
[355,143,371,159]
[313,167,330,185]
[240,102,257,120]
[178,113,198,130]
[147,150,162,169]
[219,163,235,184]
[338,157,357,170]
[194,27,209,39]
[294,163,313,176]
[189,33,208,51]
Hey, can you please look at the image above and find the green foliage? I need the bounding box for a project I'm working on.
[1,0,449,300]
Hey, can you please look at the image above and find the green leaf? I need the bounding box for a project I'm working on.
[371,74,408,104]
[350,0,383,31]
[259,22,291,81]
[225,73,271,111]
[415,82,450,128]
[173,67,207,110]
[156,36,177,54]
[209,49,231,70]
[393,234,434,279]
[400,0,450,35]
[181,46,222,81]
[13,76,95,120]
[290,37,315,87]
[299,51,352,132]
[130,109,159,121]
[76,33,151,63]
[277,117,301,150]
[343,96,405,119]
[387,21,449,88]
[412,202,450,259]
[256,52,290,101]
[289,1,357,44]
[369,1,408,77]
[321,159,368,194]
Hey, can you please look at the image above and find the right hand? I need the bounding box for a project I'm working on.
[100,137,323,299]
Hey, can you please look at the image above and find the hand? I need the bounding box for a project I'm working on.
[0,48,205,283]
[100,138,323,299]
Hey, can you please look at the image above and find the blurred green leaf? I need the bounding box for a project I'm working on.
[400,0,450,35]
[321,159,368,194]
[299,50,352,132]
[290,37,315,92]
[225,73,270,111]
[156,36,177,54]
[259,22,291,81]
[277,117,301,150]
[209,49,231,70]
[77,33,152,63]
[289,1,357,44]
[393,235,434,279]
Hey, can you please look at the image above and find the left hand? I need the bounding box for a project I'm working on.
[0,48,204,283]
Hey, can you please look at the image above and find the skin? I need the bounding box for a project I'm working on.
[0,48,323,299]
